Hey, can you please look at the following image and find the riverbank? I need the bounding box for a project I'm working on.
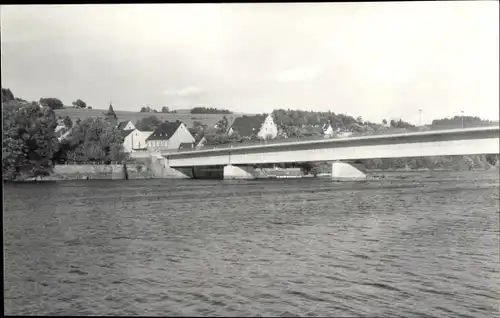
[8,163,153,182]
[5,162,498,183]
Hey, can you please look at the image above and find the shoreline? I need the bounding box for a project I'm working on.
[5,167,498,183]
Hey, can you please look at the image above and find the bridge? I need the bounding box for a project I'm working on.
[132,126,499,180]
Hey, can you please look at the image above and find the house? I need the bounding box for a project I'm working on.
[178,142,195,150]
[117,120,136,131]
[122,129,153,153]
[54,119,70,139]
[146,121,195,150]
[323,121,335,137]
[319,118,330,130]
[227,114,278,139]
[195,133,207,148]
[336,128,354,138]
[57,127,73,142]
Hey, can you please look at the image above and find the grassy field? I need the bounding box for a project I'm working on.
[54,107,238,129]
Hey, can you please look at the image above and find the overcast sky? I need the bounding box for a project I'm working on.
[1,2,498,124]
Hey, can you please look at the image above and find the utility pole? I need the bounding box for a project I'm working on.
[461,110,464,128]
[419,109,423,126]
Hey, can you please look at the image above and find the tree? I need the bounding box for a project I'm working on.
[382,119,388,125]
[215,116,229,133]
[190,107,232,114]
[135,115,163,131]
[63,116,73,128]
[3,103,59,180]
[87,106,92,109]
[39,97,64,109]
[2,88,15,102]
[161,106,170,113]
[61,117,126,164]
[72,99,87,109]
[140,107,148,112]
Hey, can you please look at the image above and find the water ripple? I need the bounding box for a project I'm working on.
[3,170,500,317]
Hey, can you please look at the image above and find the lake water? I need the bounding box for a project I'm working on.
[4,171,500,317]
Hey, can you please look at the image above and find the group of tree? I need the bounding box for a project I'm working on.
[214,116,230,133]
[3,102,59,180]
[135,115,164,131]
[2,88,127,181]
[140,106,177,113]
[430,116,497,129]
[72,99,87,109]
[190,107,232,114]
[39,98,64,109]
[362,155,499,171]
[389,119,415,129]
[52,117,126,165]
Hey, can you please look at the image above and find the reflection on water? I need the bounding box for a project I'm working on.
[4,171,500,317]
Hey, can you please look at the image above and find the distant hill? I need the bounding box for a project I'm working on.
[53,107,239,129]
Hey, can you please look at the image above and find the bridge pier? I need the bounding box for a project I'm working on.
[151,155,193,178]
[331,161,367,181]
[223,164,255,180]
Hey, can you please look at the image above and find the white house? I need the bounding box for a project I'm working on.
[323,121,335,138]
[122,129,153,153]
[227,114,278,140]
[117,120,136,131]
[146,121,195,150]
[336,128,354,138]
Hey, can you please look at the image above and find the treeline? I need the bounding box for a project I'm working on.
[2,88,93,110]
[140,106,177,113]
[2,89,126,181]
[272,109,415,133]
[362,155,499,171]
[431,116,498,129]
[190,107,232,114]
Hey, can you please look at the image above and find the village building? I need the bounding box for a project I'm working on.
[323,121,335,138]
[178,130,208,150]
[121,129,153,153]
[227,114,278,140]
[146,121,194,150]
[116,120,136,131]
[336,128,354,138]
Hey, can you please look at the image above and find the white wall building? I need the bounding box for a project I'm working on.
[122,129,153,153]
[146,121,195,150]
[227,114,278,140]
[117,120,136,131]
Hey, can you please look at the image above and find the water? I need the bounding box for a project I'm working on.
[4,171,500,317]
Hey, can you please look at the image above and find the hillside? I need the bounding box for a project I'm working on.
[54,107,237,129]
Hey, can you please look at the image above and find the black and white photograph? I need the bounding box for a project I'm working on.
[2,2,499,316]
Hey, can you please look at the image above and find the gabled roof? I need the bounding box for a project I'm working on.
[193,131,206,143]
[120,129,135,139]
[146,121,182,141]
[229,114,268,137]
[117,120,132,130]
[58,127,73,141]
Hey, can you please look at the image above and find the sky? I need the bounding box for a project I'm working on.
[1,2,498,124]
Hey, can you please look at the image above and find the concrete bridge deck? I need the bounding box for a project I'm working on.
[163,126,499,167]
[129,126,499,180]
